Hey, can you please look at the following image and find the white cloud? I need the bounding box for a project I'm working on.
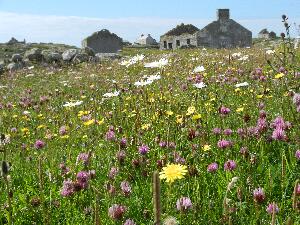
[0,11,299,47]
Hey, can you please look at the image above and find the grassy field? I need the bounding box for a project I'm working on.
[0,37,300,224]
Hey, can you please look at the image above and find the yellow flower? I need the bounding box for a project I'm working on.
[192,114,201,120]
[159,164,188,183]
[37,125,46,129]
[186,106,196,116]
[83,119,95,126]
[176,115,183,124]
[97,118,105,125]
[82,135,88,139]
[78,111,90,118]
[60,135,69,139]
[257,94,264,99]
[148,97,155,103]
[236,107,244,112]
[12,115,18,118]
[235,88,241,93]
[275,73,284,79]
[141,123,151,130]
[166,110,174,116]
[203,144,211,151]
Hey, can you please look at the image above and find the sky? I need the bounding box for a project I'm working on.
[0,0,299,46]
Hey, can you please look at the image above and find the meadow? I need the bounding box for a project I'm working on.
[1,28,300,224]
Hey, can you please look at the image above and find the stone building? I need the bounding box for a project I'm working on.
[135,34,157,45]
[160,9,252,49]
[258,29,277,39]
[197,9,252,48]
[7,37,26,45]
[160,24,199,50]
[82,29,122,53]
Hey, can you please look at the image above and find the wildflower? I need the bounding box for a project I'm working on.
[108,167,119,180]
[163,216,179,225]
[144,58,168,68]
[295,150,300,160]
[103,91,120,98]
[120,138,127,148]
[186,106,196,116]
[274,73,284,79]
[253,188,266,203]
[293,93,300,105]
[224,160,237,171]
[63,100,83,107]
[120,181,132,196]
[105,130,115,141]
[223,129,233,136]
[108,204,126,220]
[212,127,222,135]
[266,203,279,214]
[60,179,75,197]
[138,144,150,155]
[166,111,174,116]
[235,82,249,87]
[123,219,136,225]
[76,153,90,166]
[76,171,89,189]
[207,162,218,173]
[176,197,193,212]
[271,128,287,141]
[217,139,232,149]
[203,144,211,151]
[219,106,230,115]
[193,65,205,73]
[159,163,188,183]
[34,140,45,149]
[59,125,68,135]
[193,82,207,89]
[116,150,126,163]
[192,114,201,120]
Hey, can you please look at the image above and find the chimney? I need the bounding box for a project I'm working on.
[217,9,230,21]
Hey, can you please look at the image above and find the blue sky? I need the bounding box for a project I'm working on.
[0,0,299,46]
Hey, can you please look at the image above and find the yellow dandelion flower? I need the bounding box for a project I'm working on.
[159,164,188,183]
[203,144,211,151]
[275,73,284,79]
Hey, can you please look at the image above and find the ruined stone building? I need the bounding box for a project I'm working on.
[258,29,277,39]
[160,24,199,50]
[160,9,252,50]
[82,29,122,53]
[135,34,157,45]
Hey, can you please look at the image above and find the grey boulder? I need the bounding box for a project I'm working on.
[24,48,43,62]
[62,49,79,62]
[11,54,23,63]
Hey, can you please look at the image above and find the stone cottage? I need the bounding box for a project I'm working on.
[82,29,122,53]
[160,24,199,50]
[197,9,252,48]
[160,9,252,49]
[135,34,157,45]
[258,29,277,39]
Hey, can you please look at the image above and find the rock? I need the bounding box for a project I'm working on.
[95,53,121,61]
[42,50,62,63]
[81,47,95,57]
[62,49,79,62]
[24,48,43,62]
[11,54,23,63]
[72,53,89,63]
[7,62,23,72]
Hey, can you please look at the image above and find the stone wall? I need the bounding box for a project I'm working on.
[160,33,198,50]
[197,19,252,48]
[82,30,122,53]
